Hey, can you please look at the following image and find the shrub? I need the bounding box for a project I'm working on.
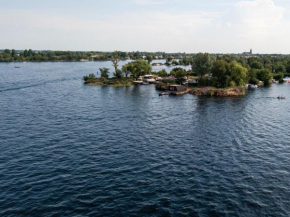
[156,82,168,91]
[273,72,284,81]
[83,73,96,81]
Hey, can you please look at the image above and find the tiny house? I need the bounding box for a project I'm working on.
[168,85,186,92]
[168,85,186,95]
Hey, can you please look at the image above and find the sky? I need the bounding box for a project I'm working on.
[0,0,290,53]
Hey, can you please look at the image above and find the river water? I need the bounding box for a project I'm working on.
[0,62,290,217]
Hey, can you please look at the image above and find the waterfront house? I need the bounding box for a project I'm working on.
[168,85,186,92]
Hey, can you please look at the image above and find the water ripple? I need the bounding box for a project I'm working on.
[1,63,290,216]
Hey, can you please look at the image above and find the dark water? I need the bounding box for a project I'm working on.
[1,62,290,217]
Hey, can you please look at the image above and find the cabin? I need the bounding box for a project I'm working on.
[168,85,186,92]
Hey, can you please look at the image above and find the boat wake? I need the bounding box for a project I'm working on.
[0,77,79,93]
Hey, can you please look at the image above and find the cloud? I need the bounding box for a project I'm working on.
[224,0,285,38]
[0,0,288,53]
[132,0,164,5]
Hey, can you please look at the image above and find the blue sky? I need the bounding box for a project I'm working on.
[0,0,290,53]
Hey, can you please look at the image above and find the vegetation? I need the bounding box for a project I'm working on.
[121,60,152,80]
[100,68,110,79]
[153,69,168,77]
[170,68,187,84]
[192,53,215,78]
[111,51,120,75]
[4,48,288,89]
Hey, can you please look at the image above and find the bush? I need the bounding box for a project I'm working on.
[156,82,168,91]
[114,69,123,79]
[83,73,96,81]
[100,68,110,79]
[155,69,168,77]
[273,72,284,81]
[198,77,213,87]
[170,68,187,84]
[256,69,271,86]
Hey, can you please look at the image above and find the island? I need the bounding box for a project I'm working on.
[83,52,288,97]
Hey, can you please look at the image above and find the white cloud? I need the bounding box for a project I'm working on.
[0,0,289,53]
[132,0,164,5]
[224,0,285,38]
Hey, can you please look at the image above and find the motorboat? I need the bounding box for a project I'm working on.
[278,96,286,99]
[143,75,156,84]
[248,84,258,89]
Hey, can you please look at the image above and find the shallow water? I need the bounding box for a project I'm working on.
[0,62,290,216]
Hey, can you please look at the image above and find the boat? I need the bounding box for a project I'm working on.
[283,77,290,82]
[248,84,258,89]
[134,77,144,85]
[278,96,286,99]
[15,66,20,68]
[143,75,156,84]
[159,92,170,96]
[133,80,144,85]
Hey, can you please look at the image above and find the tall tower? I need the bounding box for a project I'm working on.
[250,49,252,55]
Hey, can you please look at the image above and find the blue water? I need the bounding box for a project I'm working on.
[0,62,290,217]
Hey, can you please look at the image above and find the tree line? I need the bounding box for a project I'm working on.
[85,52,290,88]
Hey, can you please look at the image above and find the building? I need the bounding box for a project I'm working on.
[243,49,252,56]
[168,85,186,92]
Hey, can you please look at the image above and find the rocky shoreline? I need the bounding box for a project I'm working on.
[188,87,246,97]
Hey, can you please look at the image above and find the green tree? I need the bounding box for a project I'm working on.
[11,49,16,57]
[146,55,153,64]
[23,50,29,58]
[28,49,33,57]
[251,61,263,69]
[122,64,131,78]
[227,61,248,87]
[192,53,215,78]
[4,49,11,55]
[100,68,110,79]
[83,73,96,81]
[274,63,286,73]
[157,69,168,77]
[114,69,123,79]
[255,69,271,86]
[212,60,229,87]
[248,70,259,85]
[170,68,187,84]
[122,60,152,80]
[111,51,120,75]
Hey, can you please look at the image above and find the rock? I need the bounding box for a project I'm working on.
[190,87,246,97]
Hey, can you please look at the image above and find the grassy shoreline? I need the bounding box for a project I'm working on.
[84,78,134,87]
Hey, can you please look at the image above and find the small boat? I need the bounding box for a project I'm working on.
[248,84,258,89]
[133,80,143,85]
[15,66,20,68]
[278,96,286,99]
[143,75,156,84]
[159,92,170,96]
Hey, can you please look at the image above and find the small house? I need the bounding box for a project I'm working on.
[168,85,186,92]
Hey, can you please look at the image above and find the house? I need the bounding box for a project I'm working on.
[168,85,186,92]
